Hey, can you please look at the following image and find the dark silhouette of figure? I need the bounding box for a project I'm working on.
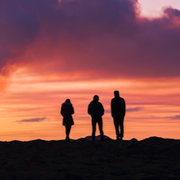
[111,90,126,140]
[88,95,104,141]
[60,99,74,140]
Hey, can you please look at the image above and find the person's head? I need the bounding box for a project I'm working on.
[93,95,99,102]
[114,90,120,98]
[65,99,71,103]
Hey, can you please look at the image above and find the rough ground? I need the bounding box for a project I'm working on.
[0,136,180,180]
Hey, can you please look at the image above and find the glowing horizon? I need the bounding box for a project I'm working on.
[1,69,180,141]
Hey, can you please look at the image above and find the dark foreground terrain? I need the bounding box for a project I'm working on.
[0,136,180,180]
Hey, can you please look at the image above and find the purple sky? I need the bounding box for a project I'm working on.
[0,0,180,80]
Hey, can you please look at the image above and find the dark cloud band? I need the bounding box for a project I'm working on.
[1,0,180,79]
[16,117,47,123]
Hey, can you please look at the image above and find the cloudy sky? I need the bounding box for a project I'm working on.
[1,0,180,141]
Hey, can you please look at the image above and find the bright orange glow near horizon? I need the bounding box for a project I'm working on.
[1,69,180,141]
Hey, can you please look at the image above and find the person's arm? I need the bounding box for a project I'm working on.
[111,99,113,117]
[101,103,104,116]
[60,105,64,116]
[123,99,126,116]
[88,103,91,115]
[71,105,74,115]
[121,98,126,116]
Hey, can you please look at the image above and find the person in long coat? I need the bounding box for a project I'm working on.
[88,95,104,141]
[60,99,74,140]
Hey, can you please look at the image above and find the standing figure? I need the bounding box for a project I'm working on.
[111,90,126,140]
[88,95,104,141]
[60,99,74,140]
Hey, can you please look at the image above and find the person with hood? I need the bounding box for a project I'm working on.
[88,95,104,141]
[111,90,126,140]
[60,99,74,140]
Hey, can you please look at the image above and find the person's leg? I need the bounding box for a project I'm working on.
[91,118,96,141]
[97,117,104,141]
[113,117,120,140]
[65,125,71,140]
[119,117,124,140]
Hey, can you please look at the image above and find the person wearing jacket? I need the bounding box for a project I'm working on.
[111,90,126,140]
[60,99,74,140]
[88,95,104,141]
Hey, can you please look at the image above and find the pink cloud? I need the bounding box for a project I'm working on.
[1,0,180,80]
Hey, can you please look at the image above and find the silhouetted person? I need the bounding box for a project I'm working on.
[111,90,126,140]
[88,95,104,141]
[60,99,74,140]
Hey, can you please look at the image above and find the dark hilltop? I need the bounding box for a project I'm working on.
[0,136,180,180]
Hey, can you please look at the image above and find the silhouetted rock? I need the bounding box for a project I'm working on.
[127,138,138,148]
[85,135,112,141]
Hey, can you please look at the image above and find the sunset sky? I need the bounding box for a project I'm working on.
[1,0,180,141]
